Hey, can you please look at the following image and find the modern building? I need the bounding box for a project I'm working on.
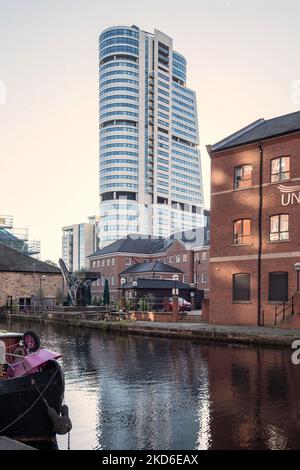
[208,110,300,327]
[62,216,99,272]
[0,215,41,259]
[98,25,204,248]
[0,243,62,310]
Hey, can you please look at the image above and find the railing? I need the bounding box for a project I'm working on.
[274,296,294,326]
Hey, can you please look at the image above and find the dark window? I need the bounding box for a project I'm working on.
[233,219,251,245]
[233,274,250,301]
[234,164,252,189]
[271,156,290,182]
[268,272,288,302]
[269,214,289,241]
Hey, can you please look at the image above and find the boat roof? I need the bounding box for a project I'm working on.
[0,331,23,339]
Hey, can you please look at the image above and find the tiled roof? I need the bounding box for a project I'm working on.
[89,234,176,257]
[121,261,183,275]
[0,244,61,273]
[210,111,300,152]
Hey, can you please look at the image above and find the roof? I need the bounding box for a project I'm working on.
[0,244,61,274]
[122,278,193,290]
[0,228,28,252]
[121,261,183,275]
[209,111,300,152]
[89,234,176,257]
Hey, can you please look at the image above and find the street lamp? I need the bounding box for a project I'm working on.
[132,281,138,310]
[294,263,300,292]
[172,274,179,296]
[190,283,195,309]
[120,277,127,309]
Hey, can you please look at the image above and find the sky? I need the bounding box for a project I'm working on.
[0,0,300,262]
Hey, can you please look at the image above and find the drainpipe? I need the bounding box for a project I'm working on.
[258,143,263,326]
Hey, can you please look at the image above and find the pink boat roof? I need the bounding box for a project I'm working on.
[11,349,62,378]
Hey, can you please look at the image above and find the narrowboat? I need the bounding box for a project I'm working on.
[0,330,71,448]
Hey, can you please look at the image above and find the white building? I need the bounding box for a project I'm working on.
[99,26,204,248]
[62,216,99,272]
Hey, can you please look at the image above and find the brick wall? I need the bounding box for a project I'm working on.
[89,239,210,302]
[210,132,300,326]
[0,272,63,306]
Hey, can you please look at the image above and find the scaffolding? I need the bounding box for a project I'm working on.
[0,215,41,259]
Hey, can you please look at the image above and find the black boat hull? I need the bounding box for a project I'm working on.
[0,360,64,446]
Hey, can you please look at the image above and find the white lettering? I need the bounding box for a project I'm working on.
[292,192,300,204]
[291,340,300,365]
[281,193,291,206]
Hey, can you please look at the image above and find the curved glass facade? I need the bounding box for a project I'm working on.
[99,26,203,247]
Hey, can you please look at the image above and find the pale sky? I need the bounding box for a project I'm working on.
[0,0,299,262]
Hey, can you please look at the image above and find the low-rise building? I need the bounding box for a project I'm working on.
[88,228,209,305]
[208,110,300,327]
[0,244,63,310]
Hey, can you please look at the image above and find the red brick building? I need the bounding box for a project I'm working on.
[88,231,209,304]
[208,110,300,327]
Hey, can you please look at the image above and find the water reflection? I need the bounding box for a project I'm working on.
[1,320,300,450]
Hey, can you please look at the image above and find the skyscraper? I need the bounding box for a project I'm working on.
[99,25,204,248]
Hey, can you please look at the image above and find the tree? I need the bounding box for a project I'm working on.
[103,279,110,307]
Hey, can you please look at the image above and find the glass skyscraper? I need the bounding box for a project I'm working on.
[99,25,204,248]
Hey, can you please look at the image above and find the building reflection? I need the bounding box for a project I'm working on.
[88,334,211,450]
[3,320,300,450]
[203,344,300,449]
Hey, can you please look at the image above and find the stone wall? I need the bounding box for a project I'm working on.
[0,271,63,307]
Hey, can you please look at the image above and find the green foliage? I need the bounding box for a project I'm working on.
[137,297,150,312]
[92,296,103,306]
[125,299,133,311]
[103,279,110,306]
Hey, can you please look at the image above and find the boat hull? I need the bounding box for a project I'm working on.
[0,359,64,447]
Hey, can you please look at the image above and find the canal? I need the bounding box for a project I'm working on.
[1,319,300,450]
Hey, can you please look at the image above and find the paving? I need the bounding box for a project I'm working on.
[4,313,300,347]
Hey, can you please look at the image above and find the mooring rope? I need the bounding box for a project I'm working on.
[33,379,72,446]
[0,366,59,434]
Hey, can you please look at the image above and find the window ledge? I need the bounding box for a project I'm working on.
[269,178,291,186]
[268,301,287,305]
[233,186,253,192]
[232,301,252,304]
[267,239,290,244]
[231,243,253,247]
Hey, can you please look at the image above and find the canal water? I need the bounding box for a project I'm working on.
[1,319,300,450]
